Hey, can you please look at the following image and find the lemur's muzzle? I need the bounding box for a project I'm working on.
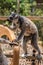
[7,16,13,22]
[7,12,18,22]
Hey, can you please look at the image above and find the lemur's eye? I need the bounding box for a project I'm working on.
[10,16,13,20]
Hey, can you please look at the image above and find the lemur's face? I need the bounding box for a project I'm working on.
[7,12,19,28]
[7,12,18,22]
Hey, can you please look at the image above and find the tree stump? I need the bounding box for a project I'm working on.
[13,45,20,65]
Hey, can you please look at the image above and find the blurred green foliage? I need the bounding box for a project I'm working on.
[34,21,43,41]
[0,0,43,41]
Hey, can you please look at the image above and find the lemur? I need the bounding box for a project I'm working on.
[7,12,41,59]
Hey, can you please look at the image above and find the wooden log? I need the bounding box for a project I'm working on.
[0,38,11,44]
[0,25,15,41]
[0,16,7,21]
[0,16,43,21]
[36,0,43,3]
[13,45,20,65]
[27,16,43,21]
[0,38,18,46]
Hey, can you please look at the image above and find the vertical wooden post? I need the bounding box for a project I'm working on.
[16,0,20,14]
[13,44,20,65]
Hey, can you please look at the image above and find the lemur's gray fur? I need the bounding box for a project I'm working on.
[7,12,41,57]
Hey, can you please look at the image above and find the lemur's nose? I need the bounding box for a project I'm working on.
[10,16,13,20]
[7,16,13,22]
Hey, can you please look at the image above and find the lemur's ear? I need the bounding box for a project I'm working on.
[11,12,18,19]
[11,12,14,14]
[14,14,18,19]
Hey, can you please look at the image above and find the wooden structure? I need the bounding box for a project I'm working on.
[36,0,43,3]
[0,16,43,21]
[0,25,15,41]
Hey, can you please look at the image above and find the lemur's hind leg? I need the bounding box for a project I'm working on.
[23,36,31,54]
[31,33,41,54]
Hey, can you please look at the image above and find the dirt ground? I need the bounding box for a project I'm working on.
[19,44,43,65]
[1,43,43,65]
